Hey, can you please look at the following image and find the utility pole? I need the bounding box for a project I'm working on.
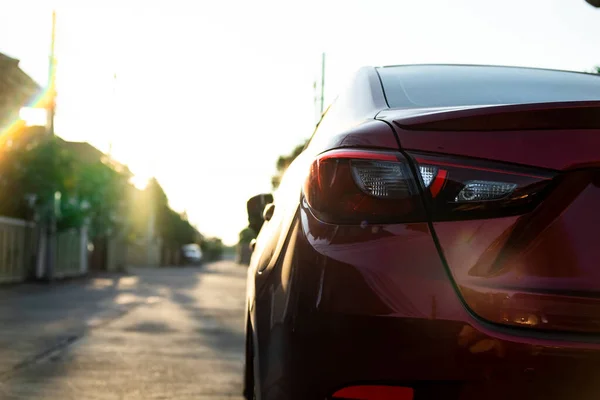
[45,9,57,281]
[47,10,56,136]
[108,72,117,157]
[320,52,326,115]
[313,52,327,124]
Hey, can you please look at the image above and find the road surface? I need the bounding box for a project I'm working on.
[0,261,247,399]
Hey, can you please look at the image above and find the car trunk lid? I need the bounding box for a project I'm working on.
[380,102,600,333]
[377,101,600,170]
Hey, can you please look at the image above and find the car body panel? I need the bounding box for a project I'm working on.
[246,65,600,399]
[246,117,403,399]
[252,206,600,400]
[376,103,600,334]
[377,103,600,171]
[377,101,600,131]
[432,170,600,333]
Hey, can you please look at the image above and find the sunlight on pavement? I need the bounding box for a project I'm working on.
[0,262,246,399]
[88,278,115,289]
[85,317,105,328]
[116,276,139,289]
[145,296,162,304]
[114,293,139,305]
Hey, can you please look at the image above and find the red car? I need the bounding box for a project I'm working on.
[244,65,600,400]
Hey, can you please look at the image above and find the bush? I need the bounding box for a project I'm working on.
[201,237,224,261]
[238,227,256,244]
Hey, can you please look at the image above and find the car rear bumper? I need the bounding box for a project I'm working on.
[253,208,600,400]
[287,312,600,400]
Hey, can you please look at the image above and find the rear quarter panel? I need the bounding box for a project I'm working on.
[247,117,402,398]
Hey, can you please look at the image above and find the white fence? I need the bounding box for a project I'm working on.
[0,216,36,283]
[54,227,88,278]
[0,216,88,283]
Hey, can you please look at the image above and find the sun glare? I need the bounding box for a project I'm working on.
[19,107,47,126]
[131,174,150,190]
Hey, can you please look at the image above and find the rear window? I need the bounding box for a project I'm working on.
[377,65,600,109]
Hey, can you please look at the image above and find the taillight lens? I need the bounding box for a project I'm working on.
[303,149,426,224]
[410,152,556,221]
[303,149,557,225]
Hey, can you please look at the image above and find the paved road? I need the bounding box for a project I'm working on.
[0,261,247,399]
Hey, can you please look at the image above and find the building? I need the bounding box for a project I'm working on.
[0,52,41,132]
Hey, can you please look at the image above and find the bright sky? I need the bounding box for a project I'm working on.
[1,0,599,245]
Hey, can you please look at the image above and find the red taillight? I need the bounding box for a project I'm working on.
[303,149,557,225]
[303,149,426,224]
[410,152,557,221]
[332,385,414,400]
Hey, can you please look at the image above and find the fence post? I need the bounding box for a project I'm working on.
[36,226,46,279]
[80,225,88,275]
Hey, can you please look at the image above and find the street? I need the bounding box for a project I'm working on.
[0,261,247,399]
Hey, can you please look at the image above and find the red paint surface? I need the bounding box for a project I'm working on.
[333,385,414,400]
[318,149,398,162]
[249,97,600,400]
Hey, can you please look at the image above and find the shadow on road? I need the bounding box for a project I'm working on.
[0,261,248,399]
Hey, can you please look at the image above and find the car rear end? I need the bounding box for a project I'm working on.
[182,243,203,265]
[284,66,600,400]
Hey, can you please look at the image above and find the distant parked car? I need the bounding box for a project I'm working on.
[180,243,203,265]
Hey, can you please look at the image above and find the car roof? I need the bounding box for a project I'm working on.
[376,63,599,78]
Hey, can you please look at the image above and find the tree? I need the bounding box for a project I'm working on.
[0,134,77,224]
[0,126,132,237]
[201,237,224,261]
[0,125,220,263]
[72,158,130,236]
[147,178,200,248]
[271,140,308,189]
[236,139,307,249]
[593,66,600,74]
[238,227,256,244]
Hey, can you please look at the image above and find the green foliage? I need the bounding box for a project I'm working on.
[0,126,220,254]
[147,177,169,210]
[73,160,130,236]
[271,140,307,189]
[0,135,77,223]
[148,178,200,248]
[201,237,224,261]
[15,136,76,201]
[238,227,257,244]
[0,128,131,236]
[593,66,600,74]
[160,208,198,246]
